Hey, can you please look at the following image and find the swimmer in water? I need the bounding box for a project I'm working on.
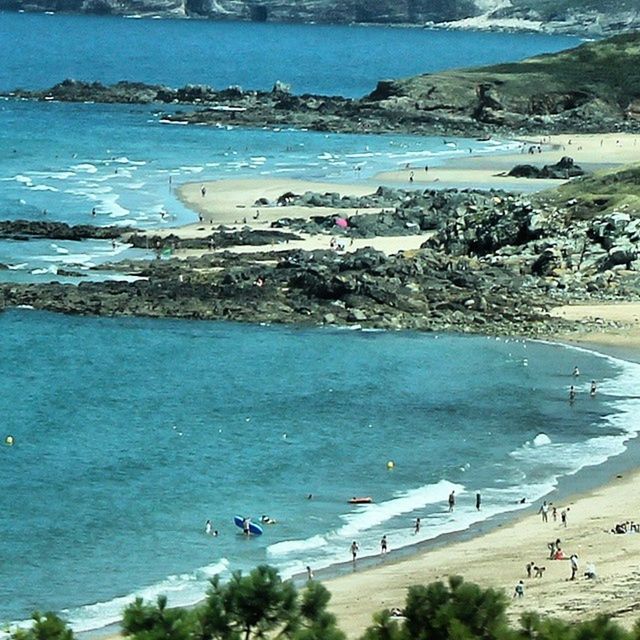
[590,380,597,397]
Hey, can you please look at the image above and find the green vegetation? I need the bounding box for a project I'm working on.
[543,163,640,216]
[390,31,640,116]
[12,570,640,640]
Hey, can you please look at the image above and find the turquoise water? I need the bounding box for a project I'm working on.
[2,310,638,632]
[0,13,579,96]
[0,13,579,281]
[1,11,624,635]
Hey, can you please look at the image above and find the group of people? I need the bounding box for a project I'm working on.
[611,521,639,534]
[569,366,598,402]
[516,548,593,597]
[538,501,569,526]
[204,514,277,538]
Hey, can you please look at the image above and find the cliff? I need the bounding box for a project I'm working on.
[0,0,482,23]
[2,0,640,35]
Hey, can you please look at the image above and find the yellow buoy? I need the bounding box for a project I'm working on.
[387,460,395,470]
[5,435,14,446]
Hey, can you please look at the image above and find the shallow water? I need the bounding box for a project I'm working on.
[1,311,638,631]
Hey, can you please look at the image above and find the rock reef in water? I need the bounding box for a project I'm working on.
[2,0,640,36]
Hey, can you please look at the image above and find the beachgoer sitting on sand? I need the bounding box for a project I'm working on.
[390,608,404,617]
[585,562,597,579]
[554,548,565,560]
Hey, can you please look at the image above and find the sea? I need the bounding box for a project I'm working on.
[2,10,635,636]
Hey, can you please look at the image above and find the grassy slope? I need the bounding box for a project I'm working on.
[542,163,640,216]
[389,32,640,111]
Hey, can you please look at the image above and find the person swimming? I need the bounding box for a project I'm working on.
[260,515,276,524]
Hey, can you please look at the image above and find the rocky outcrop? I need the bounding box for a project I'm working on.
[2,164,640,340]
[0,0,482,24]
[508,156,585,179]
[8,34,640,137]
[0,220,136,240]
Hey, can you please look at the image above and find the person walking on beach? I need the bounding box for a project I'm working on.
[552,506,558,522]
[448,491,455,512]
[201,184,207,198]
[306,566,314,581]
[414,517,421,534]
[561,509,568,527]
[539,501,549,523]
[570,553,579,580]
[476,492,481,511]
[513,580,525,598]
[350,540,359,564]
[380,535,388,555]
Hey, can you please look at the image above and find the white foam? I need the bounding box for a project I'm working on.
[337,479,463,538]
[71,163,98,174]
[267,534,327,557]
[13,175,33,186]
[113,157,146,166]
[55,558,231,633]
[533,433,551,446]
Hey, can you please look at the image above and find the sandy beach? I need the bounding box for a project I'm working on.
[164,135,640,638]
[375,132,640,188]
[324,463,640,637]
[173,133,639,255]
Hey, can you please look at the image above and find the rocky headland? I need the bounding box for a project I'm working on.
[7,33,640,137]
[1,163,640,340]
[2,0,639,37]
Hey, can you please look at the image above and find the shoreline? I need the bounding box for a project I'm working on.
[99,133,640,636]
[14,136,640,639]
[71,333,640,640]
[171,132,639,252]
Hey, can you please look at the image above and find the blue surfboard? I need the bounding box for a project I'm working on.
[234,515,263,536]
